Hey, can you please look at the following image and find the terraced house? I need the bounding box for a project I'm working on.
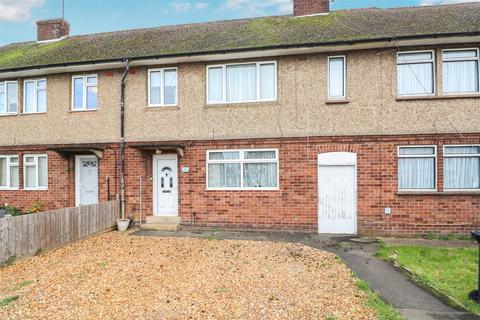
[0,0,479,235]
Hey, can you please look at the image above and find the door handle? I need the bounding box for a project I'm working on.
[162,190,172,193]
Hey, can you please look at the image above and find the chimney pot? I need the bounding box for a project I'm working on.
[36,18,70,42]
[293,0,330,16]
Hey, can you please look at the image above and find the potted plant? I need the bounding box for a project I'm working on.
[0,204,5,219]
[117,217,130,231]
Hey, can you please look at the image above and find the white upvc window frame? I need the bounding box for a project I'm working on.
[206,61,277,104]
[206,148,279,191]
[23,154,48,190]
[397,50,436,97]
[441,48,480,95]
[443,144,480,191]
[0,80,19,115]
[23,78,47,114]
[0,155,19,190]
[327,55,347,100]
[71,74,98,111]
[397,145,437,191]
[147,67,179,107]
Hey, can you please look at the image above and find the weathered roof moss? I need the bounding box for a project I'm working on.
[1,3,479,72]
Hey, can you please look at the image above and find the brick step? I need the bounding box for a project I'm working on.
[141,223,181,232]
[145,216,181,225]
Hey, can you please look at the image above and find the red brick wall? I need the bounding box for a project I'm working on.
[0,145,119,212]
[293,0,330,16]
[2,134,479,235]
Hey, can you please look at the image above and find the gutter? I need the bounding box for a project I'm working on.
[120,59,129,220]
[1,31,480,76]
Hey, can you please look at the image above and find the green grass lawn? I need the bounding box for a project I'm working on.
[376,244,479,315]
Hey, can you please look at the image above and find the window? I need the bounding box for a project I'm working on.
[24,79,46,113]
[0,155,19,190]
[148,68,178,106]
[443,145,480,190]
[442,49,480,94]
[397,51,435,96]
[328,56,346,99]
[207,149,279,189]
[0,81,18,115]
[207,61,276,104]
[72,75,97,110]
[24,154,48,190]
[398,146,436,190]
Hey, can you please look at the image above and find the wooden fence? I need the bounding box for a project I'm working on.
[0,200,119,264]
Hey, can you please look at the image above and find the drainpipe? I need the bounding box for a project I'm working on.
[120,59,129,220]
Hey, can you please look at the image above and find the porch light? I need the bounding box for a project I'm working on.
[155,149,162,155]
[470,230,480,303]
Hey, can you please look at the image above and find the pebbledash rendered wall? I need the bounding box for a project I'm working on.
[1,133,479,235]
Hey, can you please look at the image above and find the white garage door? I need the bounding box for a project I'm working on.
[318,152,357,234]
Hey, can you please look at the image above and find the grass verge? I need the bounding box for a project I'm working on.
[355,277,404,320]
[376,244,479,315]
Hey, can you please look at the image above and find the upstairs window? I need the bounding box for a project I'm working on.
[0,81,19,115]
[148,68,178,106]
[398,146,436,190]
[24,79,47,113]
[0,155,19,190]
[397,51,435,96]
[444,145,480,190]
[207,61,276,104]
[72,75,97,110]
[442,49,479,94]
[207,149,279,189]
[328,56,346,100]
[24,154,48,190]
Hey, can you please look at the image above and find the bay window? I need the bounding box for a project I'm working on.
[398,146,436,190]
[24,79,47,113]
[442,49,479,94]
[24,154,48,190]
[207,61,276,104]
[207,149,278,189]
[328,56,346,99]
[72,75,97,110]
[0,81,18,115]
[443,145,480,190]
[148,68,178,106]
[397,51,435,96]
[0,155,19,190]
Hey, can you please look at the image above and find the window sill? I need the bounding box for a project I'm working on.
[396,94,480,101]
[0,113,19,117]
[70,109,98,113]
[24,188,48,191]
[146,105,180,111]
[21,112,47,116]
[205,100,278,108]
[206,188,280,192]
[325,99,349,104]
[0,188,19,191]
[397,191,480,196]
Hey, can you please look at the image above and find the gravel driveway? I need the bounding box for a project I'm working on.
[0,232,376,319]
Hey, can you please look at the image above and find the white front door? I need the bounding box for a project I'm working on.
[318,152,357,234]
[75,156,99,206]
[153,154,178,216]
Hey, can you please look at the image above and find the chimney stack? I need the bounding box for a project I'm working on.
[293,0,330,16]
[36,18,70,42]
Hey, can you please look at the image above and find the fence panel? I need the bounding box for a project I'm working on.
[0,201,119,264]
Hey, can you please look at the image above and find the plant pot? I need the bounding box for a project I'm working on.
[117,219,130,232]
[0,209,5,219]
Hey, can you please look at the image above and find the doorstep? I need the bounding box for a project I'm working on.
[141,216,181,231]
